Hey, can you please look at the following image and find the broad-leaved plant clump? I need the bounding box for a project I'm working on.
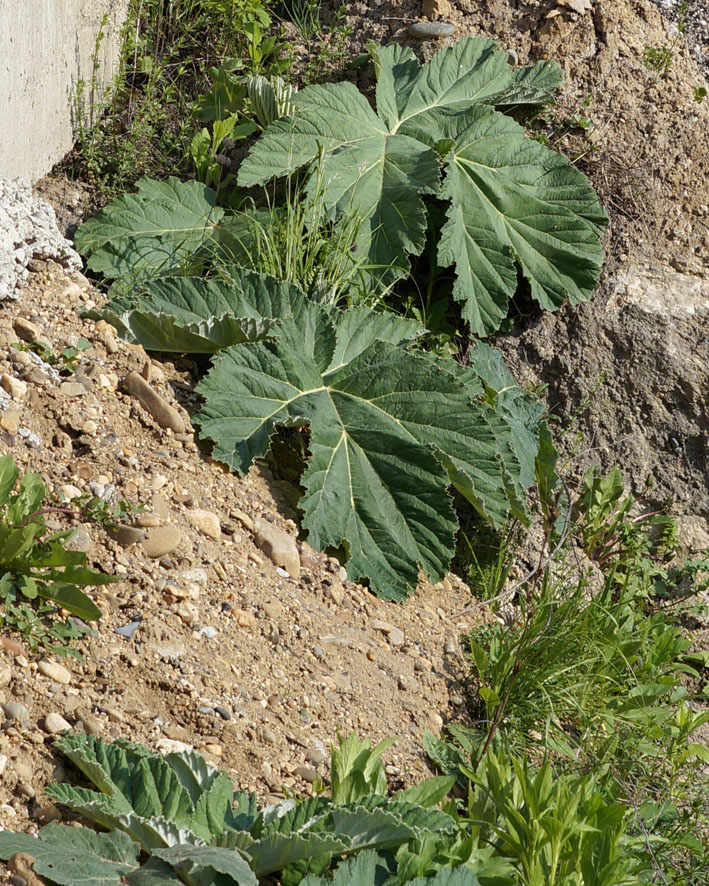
[238,38,607,336]
[89,269,544,600]
[0,455,117,656]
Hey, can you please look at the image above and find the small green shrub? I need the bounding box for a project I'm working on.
[0,455,118,657]
[70,0,291,196]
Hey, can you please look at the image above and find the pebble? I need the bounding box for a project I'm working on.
[0,754,7,775]
[214,706,231,721]
[188,509,221,539]
[1,637,26,657]
[407,21,456,39]
[0,410,20,434]
[115,621,141,639]
[124,371,186,433]
[370,619,405,646]
[305,748,326,766]
[109,525,145,547]
[197,625,217,639]
[258,725,277,745]
[142,525,183,558]
[43,713,72,735]
[444,641,456,655]
[157,738,193,754]
[38,660,71,685]
[230,508,254,532]
[59,484,82,500]
[234,608,256,628]
[59,381,87,398]
[175,601,199,625]
[65,527,91,553]
[0,663,12,688]
[263,600,285,619]
[151,494,171,520]
[253,519,301,579]
[204,743,222,757]
[0,374,28,400]
[13,318,41,342]
[451,695,464,706]
[79,715,103,736]
[1,702,29,722]
[324,581,345,605]
[294,766,317,783]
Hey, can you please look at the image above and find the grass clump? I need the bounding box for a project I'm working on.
[0,455,118,658]
[452,460,709,884]
[70,0,291,197]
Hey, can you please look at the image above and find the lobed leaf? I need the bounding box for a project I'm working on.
[239,36,605,335]
[0,824,141,886]
[195,302,534,599]
[74,177,225,282]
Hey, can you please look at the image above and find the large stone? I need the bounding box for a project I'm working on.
[187,509,221,539]
[0,374,27,400]
[124,372,186,433]
[498,264,709,514]
[43,712,72,735]
[253,519,300,579]
[408,21,456,39]
[38,659,72,685]
[142,525,183,558]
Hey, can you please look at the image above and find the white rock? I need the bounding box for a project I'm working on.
[156,738,193,755]
[0,178,82,300]
[60,484,82,501]
[0,754,7,775]
[0,374,27,400]
[187,509,221,539]
[38,659,72,685]
[44,712,72,734]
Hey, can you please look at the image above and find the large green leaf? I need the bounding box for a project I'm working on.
[87,270,307,353]
[195,302,534,599]
[301,850,392,886]
[74,177,224,282]
[238,37,605,334]
[48,734,234,849]
[438,106,605,335]
[152,844,257,885]
[0,824,141,886]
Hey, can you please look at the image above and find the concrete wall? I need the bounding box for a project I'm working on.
[0,0,129,182]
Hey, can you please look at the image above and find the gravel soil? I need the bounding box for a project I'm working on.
[0,262,493,832]
[0,0,708,870]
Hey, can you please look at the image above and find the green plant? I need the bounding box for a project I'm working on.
[301,1,352,84]
[0,731,459,886]
[449,462,709,883]
[424,737,646,886]
[69,0,291,196]
[74,176,226,285]
[0,456,117,657]
[237,37,606,336]
[12,337,91,376]
[211,166,368,303]
[642,2,688,79]
[87,268,544,599]
[693,85,707,102]
[278,0,323,42]
[189,113,257,195]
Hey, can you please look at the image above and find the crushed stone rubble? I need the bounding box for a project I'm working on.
[0,178,81,301]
